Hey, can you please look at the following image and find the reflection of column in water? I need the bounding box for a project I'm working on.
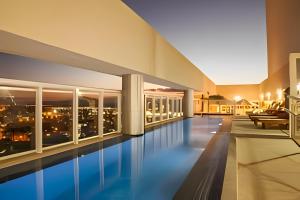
[179,120,184,143]
[153,129,160,152]
[131,137,144,178]
[118,143,122,176]
[161,126,167,149]
[183,119,192,146]
[167,124,172,147]
[98,149,104,191]
[176,122,179,145]
[159,128,162,149]
[176,120,183,144]
[176,121,179,145]
[152,132,155,154]
[73,157,80,200]
[172,122,177,146]
[35,169,44,200]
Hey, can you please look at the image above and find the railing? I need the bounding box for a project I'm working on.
[286,95,300,145]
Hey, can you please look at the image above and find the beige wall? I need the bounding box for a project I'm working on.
[260,0,300,99]
[216,85,259,101]
[154,34,216,93]
[0,0,215,92]
[259,67,289,99]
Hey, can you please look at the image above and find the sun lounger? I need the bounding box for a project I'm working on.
[257,118,289,129]
[250,115,279,126]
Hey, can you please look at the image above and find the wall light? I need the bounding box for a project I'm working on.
[276,89,283,100]
[297,83,300,95]
[260,93,264,101]
[234,95,241,102]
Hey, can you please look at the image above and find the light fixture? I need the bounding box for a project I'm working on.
[234,95,241,102]
[297,83,300,95]
[276,89,283,100]
[260,93,264,101]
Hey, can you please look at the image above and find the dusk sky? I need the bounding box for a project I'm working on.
[124,0,268,85]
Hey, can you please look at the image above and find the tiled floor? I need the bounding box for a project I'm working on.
[222,118,300,200]
[237,138,300,200]
[231,120,289,138]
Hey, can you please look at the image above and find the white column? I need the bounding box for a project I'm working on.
[175,98,179,117]
[144,96,147,125]
[171,98,174,118]
[122,74,144,135]
[152,97,155,122]
[35,86,42,153]
[160,97,163,121]
[180,98,183,116]
[98,91,104,138]
[166,96,170,120]
[289,54,298,138]
[73,89,79,144]
[183,89,194,118]
[117,94,122,132]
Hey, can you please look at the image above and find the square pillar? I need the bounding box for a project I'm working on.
[183,89,194,118]
[122,74,144,135]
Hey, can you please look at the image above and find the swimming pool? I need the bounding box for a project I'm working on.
[0,117,222,200]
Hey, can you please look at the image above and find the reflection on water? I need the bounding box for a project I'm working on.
[0,117,222,200]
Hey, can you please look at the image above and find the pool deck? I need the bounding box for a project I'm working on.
[222,118,300,200]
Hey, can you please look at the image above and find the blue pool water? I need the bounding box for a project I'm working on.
[0,117,222,200]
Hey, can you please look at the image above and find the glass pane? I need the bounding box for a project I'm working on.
[0,88,36,157]
[169,99,173,118]
[145,97,153,124]
[155,98,161,122]
[172,99,177,118]
[103,95,118,134]
[162,97,167,120]
[180,99,183,116]
[42,90,73,147]
[78,92,98,139]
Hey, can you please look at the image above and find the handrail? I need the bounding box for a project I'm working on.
[284,108,298,116]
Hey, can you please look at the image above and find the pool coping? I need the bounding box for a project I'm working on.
[174,116,232,200]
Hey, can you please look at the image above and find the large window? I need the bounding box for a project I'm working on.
[42,90,73,147]
[0,88,36,157]
[145,94,183,125]
[103,94,118,134]
[78,92,98,140]
[145,97,153,124]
